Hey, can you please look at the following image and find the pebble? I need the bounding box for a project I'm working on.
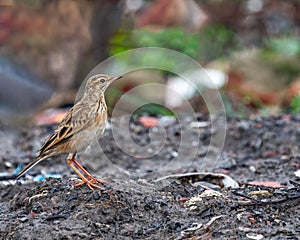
[66,193,78,202]
[237,120,250,131]
[249,166,256,173]
[18,216,29,222]
[216,157,237,169]
[92,191,101,200]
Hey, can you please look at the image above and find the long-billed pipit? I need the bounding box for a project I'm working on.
[16,74,122,189]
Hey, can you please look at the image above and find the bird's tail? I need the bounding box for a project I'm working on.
[15,155,47,180]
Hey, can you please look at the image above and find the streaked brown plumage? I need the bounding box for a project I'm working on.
[16,74,122,189]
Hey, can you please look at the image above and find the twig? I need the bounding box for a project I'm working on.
[290,179,300,187]
[232,190,260,203]
[234,193,300,206]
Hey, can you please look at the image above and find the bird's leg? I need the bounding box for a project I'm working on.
[72,156,105,184]
[66,153,103,190]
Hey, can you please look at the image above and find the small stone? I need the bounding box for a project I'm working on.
[237,121,250,131]
[249,166,256,173]
[66,193,78,202]
[216,157,237,169]
[19,216,29,222]
[92,191,101,200]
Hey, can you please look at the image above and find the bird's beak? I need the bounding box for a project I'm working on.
[111,75,123,82]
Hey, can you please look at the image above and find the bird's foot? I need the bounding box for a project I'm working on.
[74,176,105,190]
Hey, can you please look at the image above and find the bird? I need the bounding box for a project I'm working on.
[16,74,123,189]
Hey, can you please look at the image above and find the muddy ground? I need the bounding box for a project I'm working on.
[0,114,300,239]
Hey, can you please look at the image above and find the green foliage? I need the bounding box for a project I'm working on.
[197,24,240,62]
[290,95,300,114]
[110,29,200,59]
[109,30,133,56]
[265,36,300,57]
[132,103,175,119]
[109,25,240,62]
[133,29,200,59]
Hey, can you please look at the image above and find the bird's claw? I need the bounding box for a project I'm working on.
[75,177,105,190]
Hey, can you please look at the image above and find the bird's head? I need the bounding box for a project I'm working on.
[84,74,122,95]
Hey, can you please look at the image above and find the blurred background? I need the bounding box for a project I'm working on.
[1,0,300,126]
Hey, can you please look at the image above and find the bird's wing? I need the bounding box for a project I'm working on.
[39,104,94,154]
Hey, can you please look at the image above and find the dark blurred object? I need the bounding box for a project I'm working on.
[75,0,124,85]
[0,58,52,112]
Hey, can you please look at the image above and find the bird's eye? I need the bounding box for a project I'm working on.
[100,78,105,83]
